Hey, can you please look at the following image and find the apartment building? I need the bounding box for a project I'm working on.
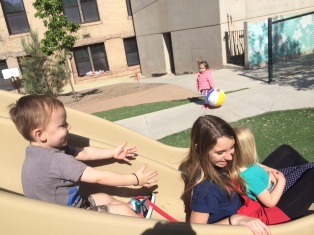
[0,0,140,91]
[131,0,314,77]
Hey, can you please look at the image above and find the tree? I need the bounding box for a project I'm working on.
[20,30,67,96]
[33,0,81,101]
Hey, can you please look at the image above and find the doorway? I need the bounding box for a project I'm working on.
[163,33,175,74]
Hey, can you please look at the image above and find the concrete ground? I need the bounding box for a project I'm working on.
[64,67,314,140]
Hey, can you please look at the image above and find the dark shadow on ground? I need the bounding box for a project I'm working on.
[80,89,102,98]
[238,53,314,91]
[59,89,102,102]
[187,97,226,109]
[187,97,204,105]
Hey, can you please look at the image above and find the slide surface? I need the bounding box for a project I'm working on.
[1,90,313,235]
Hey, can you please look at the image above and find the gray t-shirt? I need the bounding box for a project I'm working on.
[22,145,87,207]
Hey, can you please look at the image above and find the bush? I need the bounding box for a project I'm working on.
[20,30,67,96]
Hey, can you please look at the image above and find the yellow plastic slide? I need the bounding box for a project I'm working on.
[0,90,313,235]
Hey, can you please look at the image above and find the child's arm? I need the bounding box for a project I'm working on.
[191,212,270,234]
[257,163,276,172]
[206,71,215,89]
[256,170,286,207]
[196,77,199,91]
[257,163,278,186]
[74,142,137,163]
[80,164,158,188]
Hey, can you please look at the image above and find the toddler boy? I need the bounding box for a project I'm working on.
[9,94,158,217]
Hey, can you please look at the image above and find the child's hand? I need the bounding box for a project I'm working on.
[134,164,158,188]
[268,170,277,186]
[272,170,286,183]
[113,142,137,163]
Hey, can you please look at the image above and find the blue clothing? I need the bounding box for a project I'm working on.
[279,163,314,194]
[191,178,243,223]
[240,164,271,200]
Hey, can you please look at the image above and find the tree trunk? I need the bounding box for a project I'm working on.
[64,57,78,102]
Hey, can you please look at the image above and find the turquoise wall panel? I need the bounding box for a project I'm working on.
[247,13,314,68]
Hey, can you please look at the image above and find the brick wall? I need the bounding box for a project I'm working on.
[0,0,140,85]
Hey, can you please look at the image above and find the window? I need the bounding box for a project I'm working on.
[123,37,140,66]
[73,43,109,77]
[62,0,100,24]
[1,0,29,35]
[126,0,132,17]
[0,60,12,90]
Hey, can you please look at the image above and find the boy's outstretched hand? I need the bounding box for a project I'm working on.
[113,142,137,163]
[134,164,158,188]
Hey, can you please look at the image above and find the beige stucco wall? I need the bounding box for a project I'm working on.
[132,0,314,77]
[136,34,167,76]
[0,0,139,88]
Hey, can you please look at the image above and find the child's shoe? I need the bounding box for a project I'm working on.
[202,104,212,109]
[129,193,156,218]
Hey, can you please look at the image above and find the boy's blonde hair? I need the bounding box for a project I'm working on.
[234,127,258,168]
[8,94,65,142]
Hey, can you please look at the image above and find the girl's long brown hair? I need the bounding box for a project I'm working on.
[180,115,246,205]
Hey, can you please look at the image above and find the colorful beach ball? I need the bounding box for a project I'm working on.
[205,89,226,107]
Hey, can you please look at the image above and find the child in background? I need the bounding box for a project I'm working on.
[9,94,158,218]
[196,61,215,96]
[196,61,216,109]
[234,127,286,208]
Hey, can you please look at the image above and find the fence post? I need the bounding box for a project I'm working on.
[268,18,273,83]
[225,32,231,63]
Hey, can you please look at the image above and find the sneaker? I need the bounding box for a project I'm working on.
[87,196,109,213]
[129,193,156,218]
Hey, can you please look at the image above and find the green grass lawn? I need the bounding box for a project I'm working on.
[93,97,203,121]
[92,89,247,122]
[92,98,314,162]
[158,108,314,162]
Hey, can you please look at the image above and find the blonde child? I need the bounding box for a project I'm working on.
[235,127,314,224]
[234,127,286,207]
[9,94,158,218]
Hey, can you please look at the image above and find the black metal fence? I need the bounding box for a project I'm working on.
[268,12,314,83]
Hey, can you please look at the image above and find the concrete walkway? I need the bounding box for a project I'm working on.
[115,68,314,140]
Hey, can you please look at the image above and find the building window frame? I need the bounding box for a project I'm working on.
[1,0,30,35]
[73,43,109,77]
[123,37,140,67]
[62,0,100,24]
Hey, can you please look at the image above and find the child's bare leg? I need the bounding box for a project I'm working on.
[91,193,124,205]
[106,204,140,217]
[90,193,139,217]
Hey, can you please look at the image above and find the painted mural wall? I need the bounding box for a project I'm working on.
[246,12,314,69]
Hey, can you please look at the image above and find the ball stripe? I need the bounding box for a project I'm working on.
[206,89,226,106]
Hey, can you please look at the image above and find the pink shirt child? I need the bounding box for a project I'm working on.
[196,70,215,91]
